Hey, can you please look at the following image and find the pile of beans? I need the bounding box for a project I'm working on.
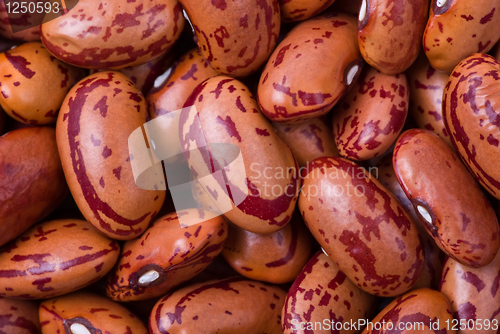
[0,0,500,333]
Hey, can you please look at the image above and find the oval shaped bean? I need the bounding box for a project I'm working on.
[393,129,500,267]
[0,42,83,125]
[332,65,408,161]
[40,0,184,69]
[282,251,375,334]
[148,48,218,119]
[0,127,67,247]
[150,277,286,334]
[273,117,339,168]
[0,298,40,334]
[407,52,452,147]
[362,288,455,333]
[180,0,280,77]
[0,219,119,299]
[257,13,362,123]
[440,251,500,334]
[423,0,500,73]
[279,0,335,22]
[443,53,500,200]
[376,154,445,290]
[57,71,165,240]
[106,208,227,302]
[222,212,312,284]
[358,0,428,74]
[39,292,148,334]
[299,156,423,296]
[180,76,299,234]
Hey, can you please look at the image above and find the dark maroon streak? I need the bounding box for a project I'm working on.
[454,302,477,321]
[265,219,298,267]
[59,242,118,270]
[0,313,42,334]
[4,52,35,79]
[0,254,55,278]
[226,36,262,74]
[460,271,485,292]
[66,73,151,236]
[480,8,495,24]
[256,0,277,52]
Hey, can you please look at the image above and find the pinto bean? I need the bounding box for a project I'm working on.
[279,0,335,22]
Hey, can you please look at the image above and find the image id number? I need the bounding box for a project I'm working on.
[5,1,60,14]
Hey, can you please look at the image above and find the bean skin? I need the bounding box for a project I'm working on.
[149,277,286,334]
[393,129,500,267]
[257,13,362,123]
[299,156,424,296]
[282,251,375,334]
[0,219,119,299]
[358,0,429,74]
[406,52,453,147]
[443,53,500,201]
[0,42,83,125]
[39,292,148,334]
[0,127,67,247]
[279,0,336,22]
[332,65,408,161]
[56,71,165,240]
[40,0,185,69]
[0,298,40,334]
[222,212,312,284]
[180,0,280,77]
[273,117,339,168]
[361,288,456,333]
[106,209,228,302]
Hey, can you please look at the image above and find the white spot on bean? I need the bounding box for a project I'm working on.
[153,68,172,88]
[359,0,367,22]
[417,205,432,223]
[321,247,329,257]
[138,270,160,284]
[436,0,447,7]
[70,324,91,334]
[347,65,359,86]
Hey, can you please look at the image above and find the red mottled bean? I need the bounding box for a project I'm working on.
[0,127,67,247]
[39,292,148,334]
[440,251,500,334]
[407,52,453,147]
[376,154,445,290]
[149,277,286,334]
[299,156,423,296]
[279,0,335,22]
[273,117,339,168]
[148,48,218,119]
[443,54,500,200]
[0,298,40,334]
[40,0,184,69]
[393,129,500,267]
[180,76,299,234]
[222,212,312,284]
[282,251,375,334]
[106,209,227,302]
[180,0,280,77]
[332,65,408,161]
[0,219,119,299]
[423,0,500,73]
[0,42,83,125]
[258,13,362,123]
[56,71,165,240]
[361,288,455,333]
[357,0,429,74]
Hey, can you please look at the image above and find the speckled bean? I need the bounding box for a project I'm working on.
[0,219,119,299]
[332,65,408,160]
[393,129,500,267]
[357,0,429,74]
[257,13,362,123]
[222,212,312,284]
[0,127,67,247]
[423,0,500,73]
[56,71,165,240]
[279,0,335,22]
[0,42,83,125]
[282,251,375,334]
[40,0,184,69]
[106,208,227,302]
[443,53,500,200]
[149,277,286,334]
[39,292,148,334]
[299,156,423,296]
